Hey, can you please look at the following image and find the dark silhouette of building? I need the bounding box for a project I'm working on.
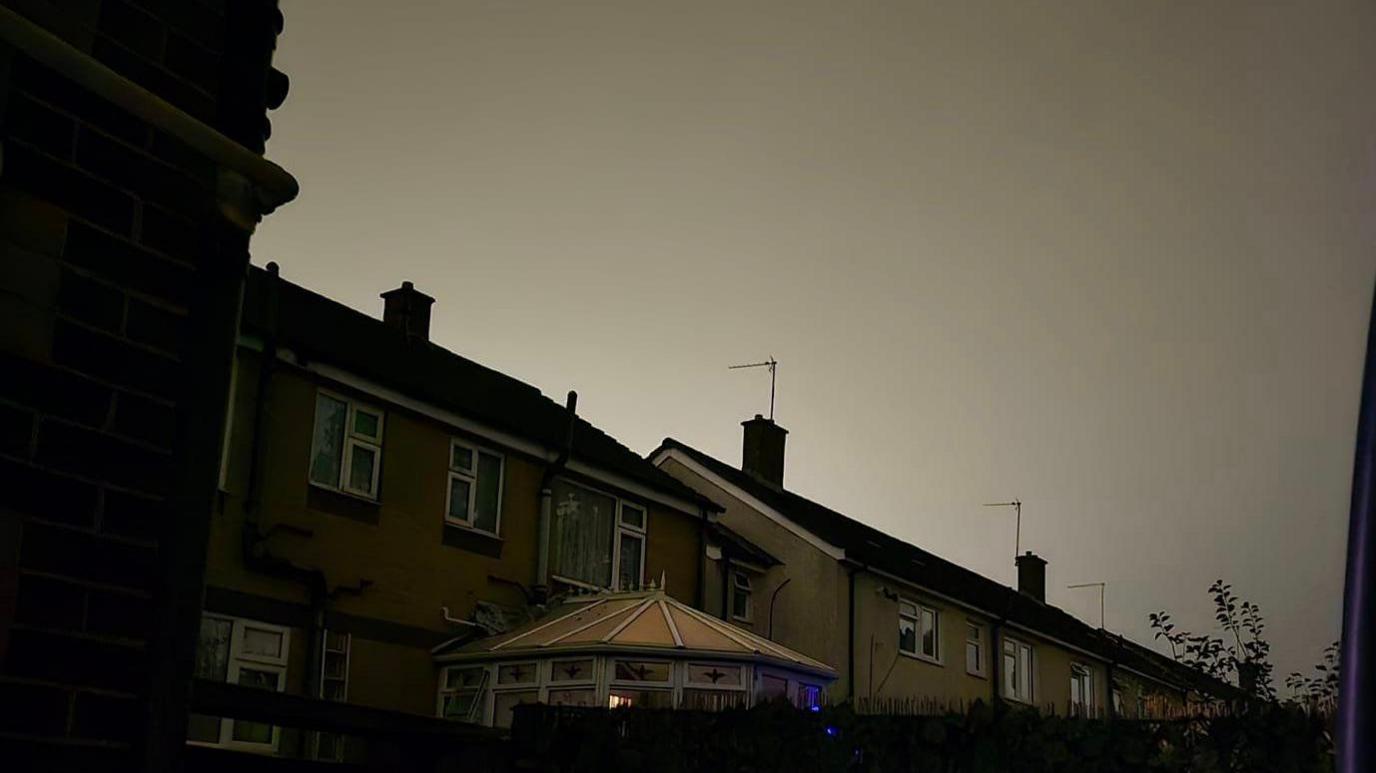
[0,1,295,770]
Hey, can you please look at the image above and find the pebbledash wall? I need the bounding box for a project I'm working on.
[0,1,293,771]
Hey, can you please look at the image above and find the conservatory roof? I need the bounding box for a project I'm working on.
[433,589,836,679]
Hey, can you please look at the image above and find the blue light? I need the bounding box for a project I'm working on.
[809,705,822,713]
[824,725,839,736]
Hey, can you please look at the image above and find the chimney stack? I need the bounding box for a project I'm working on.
[741,415,787,487]
[1016,551,1047,602]
[381,281,435,342]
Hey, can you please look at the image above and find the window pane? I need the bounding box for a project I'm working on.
[238,668,280,691]
[187,713,222,744]
[451,444,473,471]
[1019,646,1033,696]
[618,532,643,590]
[442,691,482,721]
[445,667,485,690]
[732,587,750,619]
[1003,652,1017,696]
[733,572,752,590]
[448,475,472,522]
[613,660,670,682]
[473,453,502,533]
[966,642,980,673]
[797,684,823,710]
[325,631,349,652]
[241,627,283,659]
[620,503,645,529]
[551,659,595,682]
[547,688,597,707]
[760,674,789,700]
[497,663,535,684]
[493,690,538,729]
[899,601,917,618]
[899,616,916,654]
[310,395,348,486]
[352,409,380,440]
[195,618,232,681]
[609,688,673,709]
[687,663,742,687]
[550,480,615,587]
[322,681,345,702]
[967,624,980,642]
[921,609,937,657]
[681,688,747,711]
[324,652,346,679]
[347,444,376,494]
[231,668,279,744]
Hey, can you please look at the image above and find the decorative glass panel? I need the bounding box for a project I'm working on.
[473,453,502,533]
[445,667,485,690]
[493,690,539,729]
[448,475,472,521]
[195,618,232,680]
[618,532,643,590]
[241,628,283,659]
[619,503,645,529]
[681,688,747,711]
[687,663,742,687]
[497,663,535,685]
[550,659,594,682]
[613,660,670,683]
[760,674,789,699]
[353,409,380,440]
[451,444,473,472]
[347,444,376,494]
[309,395,348,486]
[608,688,673,709]
[550,480,616,588]
[547,688,598,707]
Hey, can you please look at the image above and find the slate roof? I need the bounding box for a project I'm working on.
[654,438,1240,698]
[239,266,719,513]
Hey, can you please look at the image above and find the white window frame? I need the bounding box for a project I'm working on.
[191,614,291,753]
[965,621,986,677]
[898,599,940,663]
[314,630,351,762]
[681,661,749,711]
[615,500,647,591]
[1002,636,1035,704]
[444,438,505,536]
[437,664,491,724]
[309,389,385,500]
[607,658,674,708]
[1070,662,1095,717]
[729,569,753,623]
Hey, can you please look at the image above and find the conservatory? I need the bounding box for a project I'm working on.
[432,587,836,728]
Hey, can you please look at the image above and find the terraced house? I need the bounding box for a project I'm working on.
[197,265,723,755]
[653,416,1241,718]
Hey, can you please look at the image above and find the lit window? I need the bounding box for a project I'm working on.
[309,392,384,499]
[730,571,753,622]
[188,615,290,749]
[797,683,823,711]
[899,600,939,660]
[1002,637,1034,703]
[446,440,504,535]
[550,479,647,590]
[965,623,985,676]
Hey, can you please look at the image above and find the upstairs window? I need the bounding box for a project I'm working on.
[899,600,939,660]
[446,440,504,535]
[309,391,384,499]
[730,570,753,622]
[1070,663,1095,717]
[550,479,646,590]
[1002,637,1034,703]
[965,622,985,676]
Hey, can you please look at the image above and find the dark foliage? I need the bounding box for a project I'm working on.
[510,700,1332,773]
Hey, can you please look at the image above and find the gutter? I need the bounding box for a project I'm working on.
[0,5,298,226]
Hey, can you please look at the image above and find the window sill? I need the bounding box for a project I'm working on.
[899,650,943,667]
[309,480,379,504]
[966,668,988,679]
[307,484,381,525]
[442,522,503,558]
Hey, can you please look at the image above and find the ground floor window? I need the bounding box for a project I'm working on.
[314,631,351,761]
[438,665,489,723]
[188,614,290,750]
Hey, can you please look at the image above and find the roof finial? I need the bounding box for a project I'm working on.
[660,571,667,591]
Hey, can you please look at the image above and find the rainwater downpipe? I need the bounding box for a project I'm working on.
[767,578,791,640]
[847,566,857,701]
[241,262,328,699]
[535,391,577,601]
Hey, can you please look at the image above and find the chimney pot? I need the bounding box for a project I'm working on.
[741,415,787,487]
[381,281,436,342]
[1015,551,1047,602]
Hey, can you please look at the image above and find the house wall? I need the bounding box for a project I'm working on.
[656,457,850,695]
[207,349,705,719]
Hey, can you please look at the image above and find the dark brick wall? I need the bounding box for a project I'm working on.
[0,0,286,770]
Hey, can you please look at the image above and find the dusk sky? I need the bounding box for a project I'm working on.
[256,1,1376,681]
